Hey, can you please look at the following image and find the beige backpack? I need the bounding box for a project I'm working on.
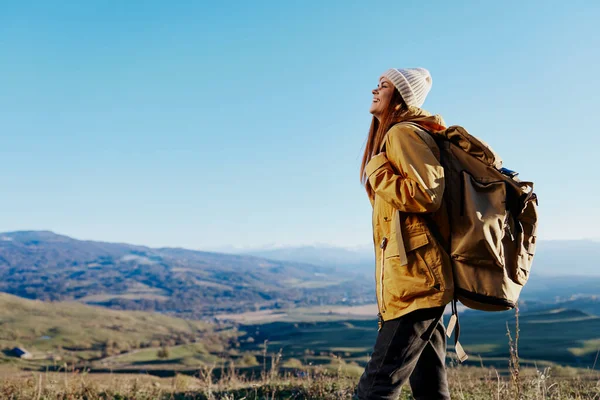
[409,123,539,361]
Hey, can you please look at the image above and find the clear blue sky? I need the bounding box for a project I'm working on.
[1,1,599,250]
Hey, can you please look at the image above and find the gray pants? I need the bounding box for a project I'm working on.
[356,306,450,400]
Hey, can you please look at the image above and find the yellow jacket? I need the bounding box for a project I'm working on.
[365,107,454,321]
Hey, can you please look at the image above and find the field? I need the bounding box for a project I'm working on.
[1,363,599,399]
[234,307,600,371]
[2,293,600,398]
[215,304,379,324]
[3,293,600,373]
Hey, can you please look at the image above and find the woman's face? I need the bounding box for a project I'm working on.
[369,77,394,120]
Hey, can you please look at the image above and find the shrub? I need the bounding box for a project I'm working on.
[156,346,170,359]
[241,353,259,366]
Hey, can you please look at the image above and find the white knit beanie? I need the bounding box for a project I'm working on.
[381,68,432,108]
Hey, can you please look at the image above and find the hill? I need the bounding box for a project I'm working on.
[0,292,237,369]
[0,231,372,318]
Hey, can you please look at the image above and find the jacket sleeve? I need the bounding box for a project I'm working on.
[365,124,444,213]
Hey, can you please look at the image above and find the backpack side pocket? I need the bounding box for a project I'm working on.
[452,171,507,268]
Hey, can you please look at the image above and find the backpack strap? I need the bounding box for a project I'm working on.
[407,123,470,363]
[411,127,441,161]
[380,122,441,157]
[446,299,468,362]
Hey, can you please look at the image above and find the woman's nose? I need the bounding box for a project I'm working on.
[372,88,377,95]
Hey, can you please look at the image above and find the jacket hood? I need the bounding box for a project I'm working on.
[400,106,447,132]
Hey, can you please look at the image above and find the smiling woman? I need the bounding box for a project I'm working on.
[368,78,396,118]
[360,77,412,202]
[357,68,453,400]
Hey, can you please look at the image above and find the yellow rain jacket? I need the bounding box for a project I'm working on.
[365,107,454,321]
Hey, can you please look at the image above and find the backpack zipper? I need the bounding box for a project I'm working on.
[504,213,515,241]
[379,237,388,313]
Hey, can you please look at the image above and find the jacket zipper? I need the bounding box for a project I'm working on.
[379,237,388,313]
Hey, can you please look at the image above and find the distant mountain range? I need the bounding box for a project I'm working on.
[233,239,600,277]
[243,245,374,274]
[0,231,373,318]
[1,231,598,319]
[235,240,600,303]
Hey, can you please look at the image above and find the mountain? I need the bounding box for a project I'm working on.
[244,245,374,274]
[521,275,600,302]
[0,231,373,318]
[238,239,600,277]
[529,240,600,276]
[517,294,600,316]
[239,240,600,304]
[2,231,598,319]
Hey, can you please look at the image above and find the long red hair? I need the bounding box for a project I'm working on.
[360,89,408,198]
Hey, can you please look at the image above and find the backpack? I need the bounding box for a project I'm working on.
[407,123,539,361]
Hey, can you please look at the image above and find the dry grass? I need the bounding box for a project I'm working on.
[2,305,600,399]
[2,299,600,399]
[1,362,599,399]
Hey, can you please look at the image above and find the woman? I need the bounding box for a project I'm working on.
[357,68,454,400]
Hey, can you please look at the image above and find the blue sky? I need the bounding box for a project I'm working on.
[1,1,599,250]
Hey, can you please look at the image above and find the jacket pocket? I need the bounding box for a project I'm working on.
[384,230,440,299]
[405,232,429,252]
[406,232,440,289]
[385,228,429,259]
